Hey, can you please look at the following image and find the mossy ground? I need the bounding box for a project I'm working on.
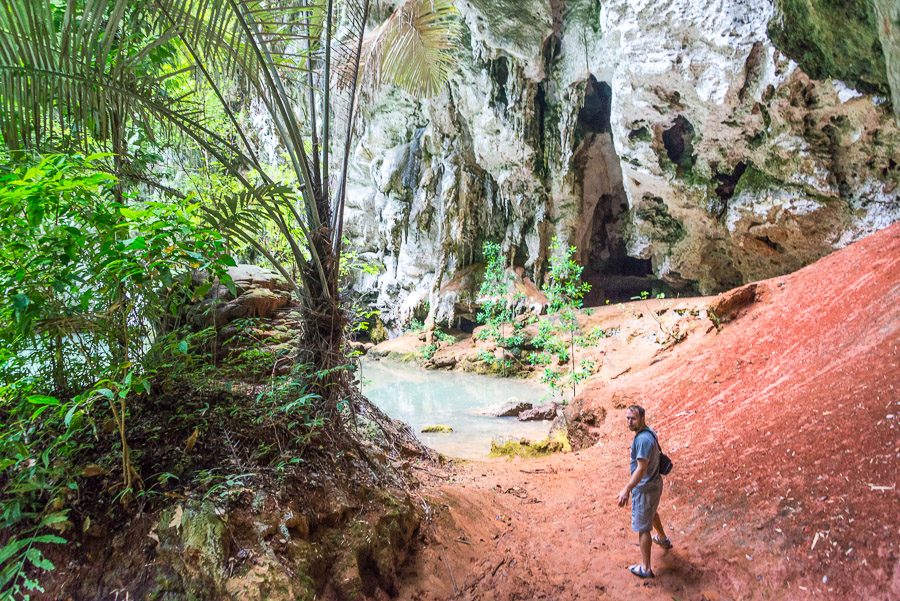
[489,433,571,459]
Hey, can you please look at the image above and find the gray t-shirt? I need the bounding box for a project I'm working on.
[630,426,662,491]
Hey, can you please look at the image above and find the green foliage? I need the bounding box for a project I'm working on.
[0,154,235,390]
[254,365,327,445]
[0,0,459,593]
[420,424,453,433]
[576,325,616,347]
[474,349,516,377]
[731,166,778,196]
[0,155,238,594]
[418,344,438,360]
[475,241,526,370]
[0,385,74,600]
[545,238,590,312]
[433,330,456,344]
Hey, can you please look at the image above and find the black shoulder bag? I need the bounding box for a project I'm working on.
[643,428,673,475]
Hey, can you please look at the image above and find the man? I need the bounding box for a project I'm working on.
[616,404,672,578]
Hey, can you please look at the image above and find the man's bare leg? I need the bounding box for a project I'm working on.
[653,512,668,541]
[640,531,652,572]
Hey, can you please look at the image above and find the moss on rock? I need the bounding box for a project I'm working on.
[768,0,888,95]
[421,424,454,433]
[489,433,571,458]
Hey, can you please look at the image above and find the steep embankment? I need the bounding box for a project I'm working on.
[399,222,900,600]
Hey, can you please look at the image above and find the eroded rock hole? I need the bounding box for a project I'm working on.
[535,84,548,170]
[754,235,783,253]
[712,161,748,218]
[629,126,651,142]
[662,115,696,172]
[356,548,394,597]
[489,57,509,109]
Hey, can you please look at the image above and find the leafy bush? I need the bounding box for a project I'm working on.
[0,155,237,594]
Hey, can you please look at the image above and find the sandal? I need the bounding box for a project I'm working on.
[629,564,654,579]
[652,535,673,549]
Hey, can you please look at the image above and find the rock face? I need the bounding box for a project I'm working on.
[344,0,900,331]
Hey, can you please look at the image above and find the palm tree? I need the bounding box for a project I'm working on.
[0,0,457,420]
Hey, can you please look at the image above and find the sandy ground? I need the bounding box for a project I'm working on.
[396,222,900,601]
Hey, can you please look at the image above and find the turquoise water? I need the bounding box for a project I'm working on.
[361,359,552,459]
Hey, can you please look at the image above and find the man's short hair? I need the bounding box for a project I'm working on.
[627,404,645,418]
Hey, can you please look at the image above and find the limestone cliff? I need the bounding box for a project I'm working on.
[343,0,900,331]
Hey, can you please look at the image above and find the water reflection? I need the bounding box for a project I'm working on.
[361,359,552,459]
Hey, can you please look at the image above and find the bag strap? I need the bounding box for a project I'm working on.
[639,427,663,453]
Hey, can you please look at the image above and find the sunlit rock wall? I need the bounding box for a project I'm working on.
[343,0,900,331]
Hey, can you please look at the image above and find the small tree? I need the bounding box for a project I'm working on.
[535,238,593,399]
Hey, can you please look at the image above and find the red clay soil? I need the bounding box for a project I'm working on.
[398,222,900,601]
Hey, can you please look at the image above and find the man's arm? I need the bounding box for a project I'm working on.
[616,458,647,506]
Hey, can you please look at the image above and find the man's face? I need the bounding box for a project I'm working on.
[626,409,644,432]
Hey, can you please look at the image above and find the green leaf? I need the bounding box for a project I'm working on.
[11,294,29,310]
[192,282,212,301]
[84,153,115,162]
[124,237,147,251]
[178,340,188,354]
[30,535,67,545]
[64,404,80,427]
[0,538,30,564]
[38,514,70,527]
[26,395,59,406]
[219,254,237,267]
[96,388,115,401]
[221,274,237,298]
[118,207,144,220]
[25,547,55,570]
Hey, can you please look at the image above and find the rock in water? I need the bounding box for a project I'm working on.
[421,424,454,433]
[517,403,560,421]
[482,400,534,417]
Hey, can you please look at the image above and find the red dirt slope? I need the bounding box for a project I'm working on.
[399,222,900,601]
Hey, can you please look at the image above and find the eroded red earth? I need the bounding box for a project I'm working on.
[398,223,900,601]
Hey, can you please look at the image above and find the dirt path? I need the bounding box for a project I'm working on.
[400,429,771,601]
[395,222,900,601]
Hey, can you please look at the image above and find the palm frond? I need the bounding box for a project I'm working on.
[357,0,458,98]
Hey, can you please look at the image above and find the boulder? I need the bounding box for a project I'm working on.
[428,354,458,369]
[482,400,533,417]
[517,403,560,421]
[710,283,758,324]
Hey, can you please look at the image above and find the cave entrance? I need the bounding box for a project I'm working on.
[572,76,657,304]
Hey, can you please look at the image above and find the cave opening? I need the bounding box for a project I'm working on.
[575,78,611,140]
[572,76,660,305]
